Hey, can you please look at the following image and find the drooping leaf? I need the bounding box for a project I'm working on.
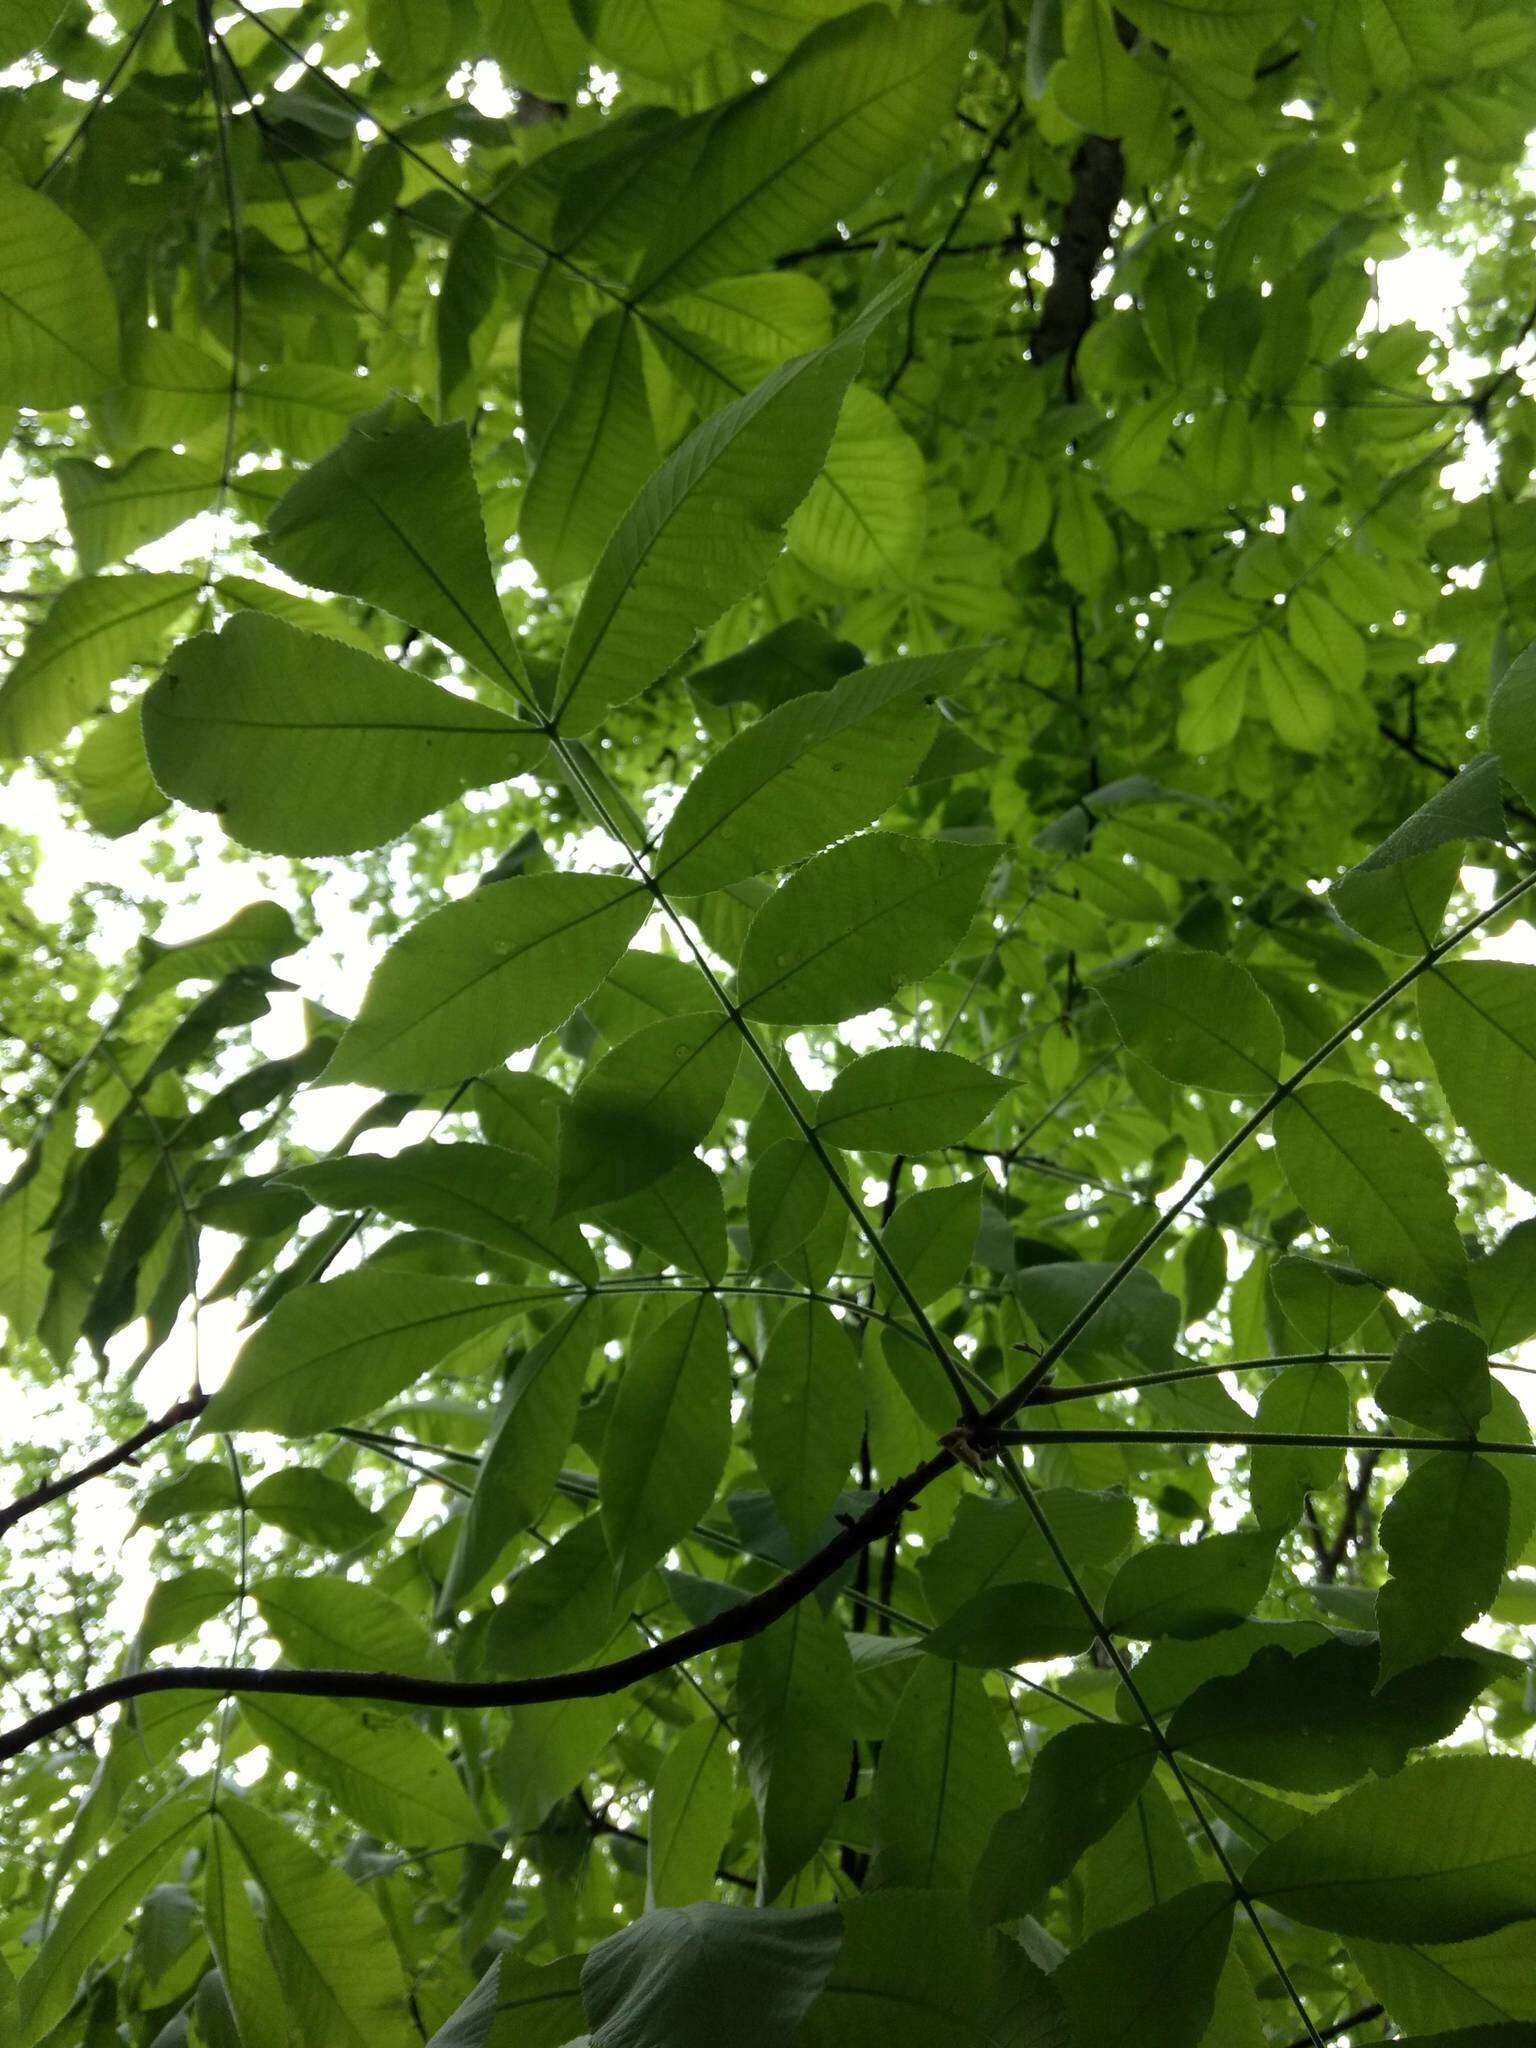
[280,1140,596,1283]
[325,873,648,1092]
[1273,1082,1472,1317]
[736,1600,856,1902]
[1375,1452,1509,1686]
[748,1136,833,1269]
[1420,962,1536,1192]
[216,1798,416,2048]
[581,1902,841,2048]
[200,1271,534,1435]
[1051,1884,1234,2048]
[554,1010,740,1215]
[750,1300,864,1552]
[599,1295,731,1586]
[142,614,544,854]
[0,182,121,408]
[972,1722,1157,1925]
[871,1659,1016,1890]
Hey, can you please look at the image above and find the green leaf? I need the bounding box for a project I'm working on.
[1249,1363,1349,1529]
[748,1137,832,1269]
[57,448,218,574]
[1246,1755,1536,1941]
[658,653,962,895]
[0,181,120,407]
[482,1512,621,1677]
[520,309,658,588]
[736,1601,856,1901]
[922,1582,1095,1667]
[255,1574,448,1679]
[786,385,926,587]
[878,1178,982,1308]
[601,1154,728,1282]
[1420,963,1536,1192]
[599,1295,731,1586]
[1487,640,1536,813]
[72,704,164,838]
[440,1302,597,1613]
[1333,755,1504,954]
[750,1301,864,1552]
[203,1815,290,2048]
[1102,1530,1278,1640]
[217,1798,416,2048]
[689,617,862,713]
[1273,1081,1472,1317]
[260,400,527,698]
[484,0,590,96]
[646,1718,735,1908]
[1093,949,1282,1095]
[1376,1452,1509,1686]
[142,614,544,856]
[499,1683,633,1835]
[1165,1636,1494,1792]
[800,1888,1067,2048]
[972,1723,1157,1925]
[247,1469,388,1552]
[201,1271,534,1435]
[1470,1219,1536,1351]
[241,1695,488,1849]
[1052,1884,1233,2048]
[816,1047,1007,1154]
[551,283,908,738]
[632,7,966,299]
[554,1011,740,1215]
[872,1659,1016,1890]
[738,832,993,1024]
[0,571,199,758]
[325,873,648,1092]
[19,1796,204,2045]
[1267,1254,1382,1350]
[1377,1319,1492,1438]
[582,1903,841,2048]
[426,1952,585,2048]
[281,1140,596,1283]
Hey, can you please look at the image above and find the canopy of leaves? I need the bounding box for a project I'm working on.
[2,2,1536,2045]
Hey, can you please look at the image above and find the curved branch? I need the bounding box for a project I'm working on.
[0,1395,209,1543]
[0,1452,950,1765]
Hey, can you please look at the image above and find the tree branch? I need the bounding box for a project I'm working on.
[0,1394,209,1542]
[1029,134,1125,381]
[0,1453,950,1765]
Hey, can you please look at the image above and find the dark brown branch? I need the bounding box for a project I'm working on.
[1281,2004,1384,2048]
[0,1394,209,1542]
[1029,133,1125,379]
[1318,1449,1381,1584]
[0,1452,950,1764]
